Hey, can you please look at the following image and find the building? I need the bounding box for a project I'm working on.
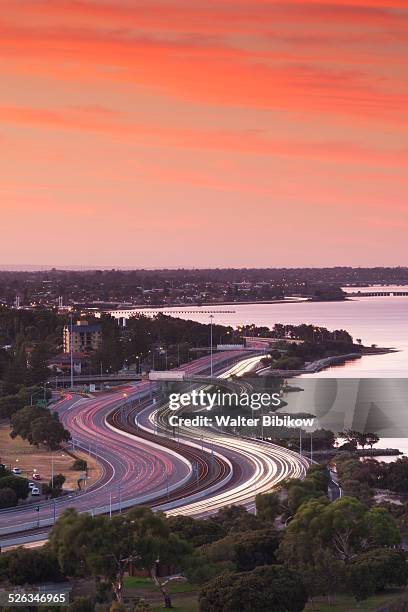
[48,353,84,374]
[63,320,102,354]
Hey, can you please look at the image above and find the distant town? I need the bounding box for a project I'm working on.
[0,267,407,310]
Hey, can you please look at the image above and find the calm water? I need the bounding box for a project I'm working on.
[133,295,408,456]
[143,296,408,378]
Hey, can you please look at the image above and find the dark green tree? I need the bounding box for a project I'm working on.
[0,475,29,500]
[27,343,51,386]
[0,547,63,584]
[348,548,408,593]
[199,565,307,612]
[0,487,17,508]
[364,507,400,546]
[49,507,191,607]
[255,491,281,522]
[203,528,279,572]
[167,515,225,548]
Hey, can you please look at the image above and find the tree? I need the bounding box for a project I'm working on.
[10,405,70,450]
[167,515,225,548]
[10,405,40,441]
[203,528,279,572]
[255,492,281,522]
[184,551,220,586]
[284,479,323,515]
[49,507,191,607]
[27,342,51,385]
[3,348,29,392]
[297,548,347,606]
[311,429,336,450]
[357,432,369,449]
[45,473,66,498]
[71,458,87,472]
[281,497,368,561]
[347,562,376,603]
[213,505,265,533]
[364,507,400,547]
[349,548,408,593]
[379,457,408,493]
[0,487,17,508]
[30,414,71,450]
[305,464,330,493]
[366,433,379,449]
[0,547,63,584]
[0,475,29,500]
[341,478,373,506]
[313,496,369,559]
[199,565,307,612]
[338,429,360,447]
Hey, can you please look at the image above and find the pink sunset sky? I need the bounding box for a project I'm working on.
[0,0,407,267]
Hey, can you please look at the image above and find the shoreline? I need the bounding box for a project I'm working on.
[260,346,398,378]
[102,296,358,312]
[110,298,308,310]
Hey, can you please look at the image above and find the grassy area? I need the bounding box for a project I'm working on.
[0,423,102,490]
[123,577,199,611]
[151,596,198,612]
[123,576,153,589]
[305,589,406,611]
[123,576,196,594]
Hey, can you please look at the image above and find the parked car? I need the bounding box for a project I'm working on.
[28,482,35,489]
[12,467,22,475]
[31,487,40,496]
[32,473,41,481]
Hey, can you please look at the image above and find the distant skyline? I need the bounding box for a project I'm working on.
[1,1,407,267]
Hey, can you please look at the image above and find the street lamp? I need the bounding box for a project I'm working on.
[209,315,214,377]
[51,454,54,489]
[70,314,74,390]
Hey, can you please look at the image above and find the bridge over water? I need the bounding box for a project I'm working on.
[346,291,408,297]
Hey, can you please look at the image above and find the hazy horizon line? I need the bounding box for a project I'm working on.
[1,265,408,272]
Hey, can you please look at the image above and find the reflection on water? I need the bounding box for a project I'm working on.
[141,297,408,460]
[150,296,408,377]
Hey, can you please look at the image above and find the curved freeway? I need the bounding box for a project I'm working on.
[0,352,308,546]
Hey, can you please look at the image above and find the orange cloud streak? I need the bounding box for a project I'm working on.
[0,0,407,266]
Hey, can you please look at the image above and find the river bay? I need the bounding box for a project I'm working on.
[142,295,407,378]
[139,294,407,456]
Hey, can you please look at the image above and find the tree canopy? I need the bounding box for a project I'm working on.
[199,565,307,612]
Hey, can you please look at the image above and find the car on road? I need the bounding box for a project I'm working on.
[31,487,40,496]
[12,467,22,475]
[32,473,41,480]
[28,482,35,489]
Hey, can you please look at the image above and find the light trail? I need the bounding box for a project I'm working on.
[139,354,308,517]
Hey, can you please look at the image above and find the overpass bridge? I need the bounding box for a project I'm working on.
[50,372,143,387]
[346,290,408,297]
[49,372,240,388]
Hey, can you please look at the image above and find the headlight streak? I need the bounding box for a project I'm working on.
[143,355,308,517]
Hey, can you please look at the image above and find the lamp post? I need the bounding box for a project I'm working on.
[70,314,74,390]
[122,392,128,420]
[310,431,313,463]
[210,315,214,377]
